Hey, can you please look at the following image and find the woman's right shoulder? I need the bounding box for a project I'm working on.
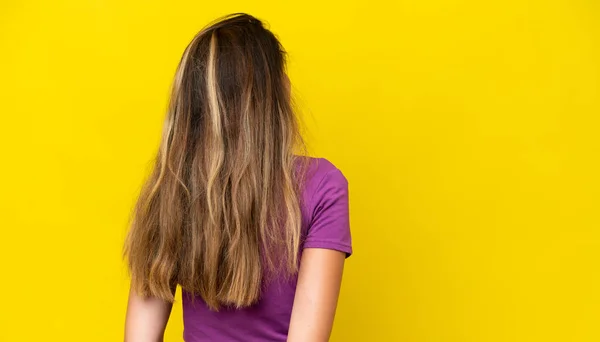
[297,156,348,199]
[296,155,342,177]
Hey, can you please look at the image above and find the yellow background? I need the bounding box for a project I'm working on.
[1,0,599,341]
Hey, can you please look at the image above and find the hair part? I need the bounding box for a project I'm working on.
[123,13,307,310]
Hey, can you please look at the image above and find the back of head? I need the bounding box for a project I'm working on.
[124,13,306,310]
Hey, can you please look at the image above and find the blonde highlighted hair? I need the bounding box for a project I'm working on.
[123,13,307,310]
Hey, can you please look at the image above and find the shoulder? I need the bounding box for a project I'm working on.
[298,157,348,207]
[298,157,347,189]
[313,158,347,191]
[298,157,353,256]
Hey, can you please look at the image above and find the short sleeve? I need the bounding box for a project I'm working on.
[303,167,353,257]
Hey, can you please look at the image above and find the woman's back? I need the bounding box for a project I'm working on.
[182,157,352,341]
[123,14,352,342]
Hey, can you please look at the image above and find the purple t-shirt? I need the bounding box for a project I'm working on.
[181,157,352,341]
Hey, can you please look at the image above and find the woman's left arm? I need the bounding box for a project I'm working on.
[124,286,174,342]
[287,248,346,342]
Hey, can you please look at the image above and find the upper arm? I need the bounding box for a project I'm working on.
[288,163,353,341]
[303,166,352,257]
[287,248,346,342]
[124,286,174,342]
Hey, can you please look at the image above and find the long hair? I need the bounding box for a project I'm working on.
[123,13,307,310]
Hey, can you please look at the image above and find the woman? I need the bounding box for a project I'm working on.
[124,13,352,342]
